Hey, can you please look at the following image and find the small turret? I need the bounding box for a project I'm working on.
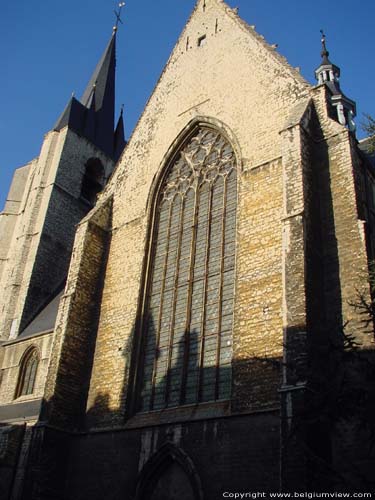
[315,31,356,133]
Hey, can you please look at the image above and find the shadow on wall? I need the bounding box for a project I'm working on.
[86,306,375,496]
[85,313,237,422]
[15,310,375,500]
[84,315,284,500]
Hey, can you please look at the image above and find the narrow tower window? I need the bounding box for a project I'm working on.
[15,347,39,398]
[81,159,105,204]
[138,127,237,412]
[198,35,207,47]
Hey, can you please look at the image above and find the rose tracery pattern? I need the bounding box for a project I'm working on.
[161,129,235,200]
[139,127,237,412]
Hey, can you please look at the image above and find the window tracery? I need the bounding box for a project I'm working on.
[139,127,237,411]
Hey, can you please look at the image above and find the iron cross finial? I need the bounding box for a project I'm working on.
[113,2,125,32]
[320,29,329,58]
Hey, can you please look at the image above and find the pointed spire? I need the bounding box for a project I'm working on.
[80,32,116,158]
[320,30,331,65]
[114,105,126,162]
[53,28,121,159]
[54,96,85,133]
[81,33,116,113]
[54,96,75,131]
[315,30,340,85]
[83,85,96,141]
[53,5,126,159]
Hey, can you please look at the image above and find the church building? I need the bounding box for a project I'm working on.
[0,1,374,498]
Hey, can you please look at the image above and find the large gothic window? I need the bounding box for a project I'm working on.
[15,347,39,398]
[138,127,237,412]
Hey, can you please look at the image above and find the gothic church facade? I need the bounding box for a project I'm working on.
[0,1,374,498]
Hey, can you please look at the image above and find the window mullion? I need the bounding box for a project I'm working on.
[197,184,214,403]
[149,200,173,411]
[25,363,32,395]
[215,177,228,400]
[27,359,37,395]
[180,187,199,405]
[20,365,27,396]
[24,362,33,396]
[164,195,185,406]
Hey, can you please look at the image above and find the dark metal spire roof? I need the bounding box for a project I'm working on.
[54,31,120,160]
[315,30,341,85]
[114,106,126,162]
[320,30,332,65]
[81,33,116,112]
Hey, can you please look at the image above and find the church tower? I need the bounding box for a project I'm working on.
[0,29,125,342]
[0,31,125,484]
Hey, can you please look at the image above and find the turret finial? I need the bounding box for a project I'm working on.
[113,2,125,33]
[320,29,329,60]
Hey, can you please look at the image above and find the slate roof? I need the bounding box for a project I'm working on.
[20,290,64,337]
[0,399,42,423]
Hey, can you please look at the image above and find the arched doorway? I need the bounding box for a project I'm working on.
[136,443,203,500]
[149,461,195,500]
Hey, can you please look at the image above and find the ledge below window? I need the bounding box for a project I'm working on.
[0,398,42,424]
[125,400,231,429]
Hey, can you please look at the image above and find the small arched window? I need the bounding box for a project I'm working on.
[80,159,105,204]
[15,347,39,398]
[138,126,237,412]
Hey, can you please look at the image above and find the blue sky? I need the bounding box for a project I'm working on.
[1,0,374,210]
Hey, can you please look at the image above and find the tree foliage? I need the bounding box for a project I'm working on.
[362,114,375,152]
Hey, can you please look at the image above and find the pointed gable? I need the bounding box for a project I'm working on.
[106,0,311,223]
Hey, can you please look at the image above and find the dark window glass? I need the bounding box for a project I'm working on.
[139,128,237,411]
[15,348,39,398]
[81,159,105,204]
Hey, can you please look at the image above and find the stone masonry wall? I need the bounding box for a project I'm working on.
[83,0,310,428]
[311,86,371,342]
[0,127,114,340]
[64,412,280,500]
[0,163,33,285]
[232,158,284,413]
[42,199,112,429]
